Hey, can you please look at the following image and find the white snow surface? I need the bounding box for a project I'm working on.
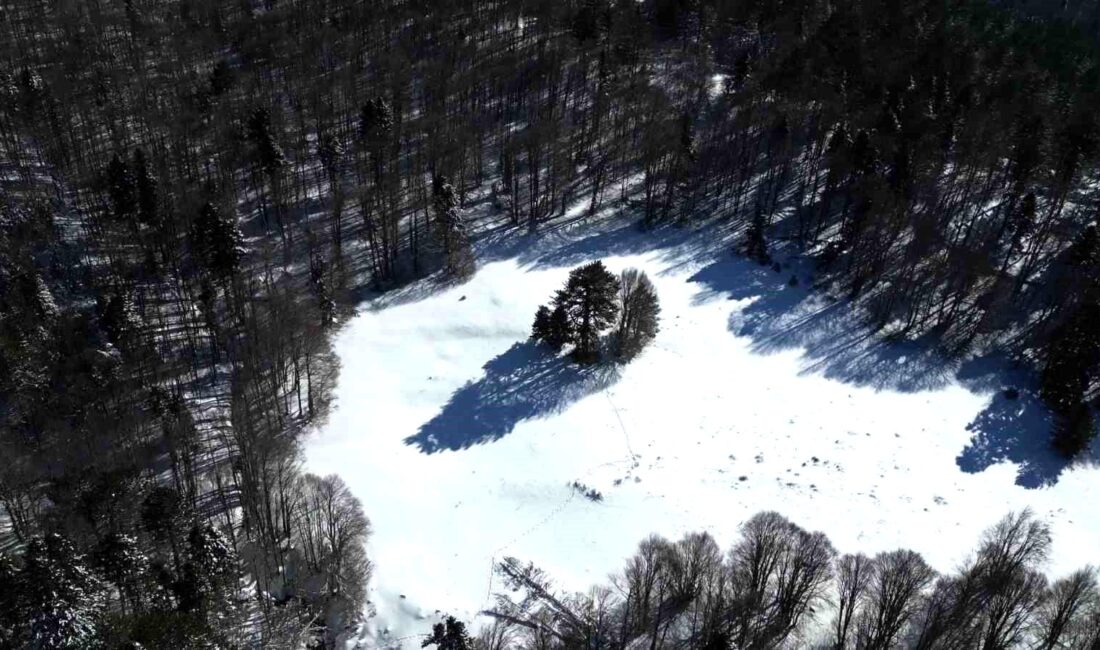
[305,222,1099,648]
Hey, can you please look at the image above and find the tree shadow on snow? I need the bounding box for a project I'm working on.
[404,341,622,454]
[687,255,1092,489]
[954,389,1071,488]
[688,256,964,393]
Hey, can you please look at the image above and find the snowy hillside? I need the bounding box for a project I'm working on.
[304,221,1099,648]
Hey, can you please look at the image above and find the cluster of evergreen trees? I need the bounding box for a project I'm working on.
[532,261,660,363]
[476,510,1099,649]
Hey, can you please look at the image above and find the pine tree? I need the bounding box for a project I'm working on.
[743,207,770,265]
[132,148,158,227]
[432,175,474,279]
[106,153,137,226]
[175,524,238,617]
[359,97,394,144]
[553,260,620,363]
[141,487,185,566]
[91,533,148,613]
[421,616,473,650]
[317,132,345,181]
[616,268,660,360]
[1041,301,1100,457]
[191,202,243,281]
[19,534,106,649]
[247,107,287,176]
[547,304,573,350]
[310,254,336,329]
[532,304,552,343]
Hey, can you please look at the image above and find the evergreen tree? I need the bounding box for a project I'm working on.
[317,132,345,181]
[132,148,158,227]
[0,553,18,645]
[359,97,394,144]
[18,534,106,649]
[105,154,137,226]
[532,304,552,343]
[553,260,620,363]
[175,524,238,618]
[141,487,183,548]
[1041,300,1100,457]
[310,254,337,329]
[91,533,148,613]
[247,107,287,176]
[432,175,474,279]
[191,202,243,281]
[421,615,473,650]
[743,207,770,265]
[547,303,573,351]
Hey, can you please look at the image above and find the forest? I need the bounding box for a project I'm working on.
[471,510,1100,649]
[0,0,1098,646]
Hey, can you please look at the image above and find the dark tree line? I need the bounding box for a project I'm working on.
[1,0,1099,644]
[480,510,1100,649]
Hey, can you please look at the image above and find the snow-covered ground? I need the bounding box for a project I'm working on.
[305,220,1099,648]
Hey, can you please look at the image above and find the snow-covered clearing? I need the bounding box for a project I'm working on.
[305,220,1099,648]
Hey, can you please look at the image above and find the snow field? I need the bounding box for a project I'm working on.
[306,234,1099,647]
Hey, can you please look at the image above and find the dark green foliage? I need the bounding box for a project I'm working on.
[0,553,19,645]
[310,254,337,329]
[96,291,141,349]
[317,132,345,176]
[18,534,106,649]
[191,202,243,280]
[247,107,287,176]
[92,533,148,611]
[432,175,474,279]
[132,149,158,227]
[1041,301,1100,456]
[554,260,620,363]
[105,154,138,225]
[548,305,572,348]
[531,304,552,342]
[359,97,394,143]
[743,208,769,265]
[532,303,574,351]
[422,615,473,649]
[141,486,184,547]
[175,524,238,616]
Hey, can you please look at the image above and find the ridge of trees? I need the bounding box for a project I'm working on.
[476,509,1099,649]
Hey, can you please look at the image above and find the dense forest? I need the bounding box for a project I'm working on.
[0,0,1098,646]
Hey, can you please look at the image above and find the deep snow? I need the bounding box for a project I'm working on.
[305,221,1099,648]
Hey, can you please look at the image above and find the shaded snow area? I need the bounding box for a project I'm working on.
[305,223,1099,648]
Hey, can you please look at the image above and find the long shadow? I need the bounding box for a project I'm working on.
[687,254,1094,488]
[955,389,1068,488]
[405,341,622,454]
[688,256,966,393]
